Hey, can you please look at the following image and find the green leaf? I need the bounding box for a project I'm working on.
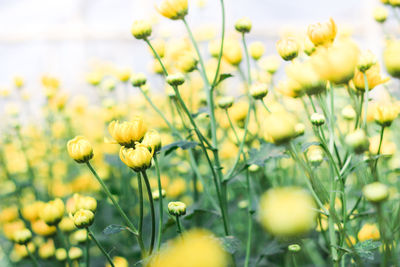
[215,73,233,86]
[219,236,241,254]
[352,240,381,260]
[161,140,198,156]
[103,224,129,235]
[247,142,287,166]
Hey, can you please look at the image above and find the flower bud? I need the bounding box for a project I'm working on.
[303,38,316,56]
[152,189,166,200]
[67,136,94,163]
[373,6,388,23]
[249,42,265,60]
[363,182,389,203]
[248,164,260,172]
[71,229,88,243]
[40,198,65,226]
[345,129,370,154]
[177,51,198,73]
[384,39,400,78]
[288,244,301,253]
[142,129,162,152]
[168,201,187,216]
[68,247,83,261]
[108,117,147,147]
[307,18,337,46]
[131,20,152,40]
[223,39,242,65]
[119,144,153,172]
[307,145,324,167]
[157,0,188,20]
[250,83,268,100]
[295,123,305,137]
[235,17,252,33]
[218,96,234,109]
[374,103,398,127]
[39,240,55,259]
[342,105,356,121]
[310,113,325,126]
[131,73,147,87]
[276,38,299,61]
[73,209,95,229]
[55,248,67,261]
[101,78,116,92]
[358,50,377,72]
[86,72,102,86]
[31,220,57,237]
[13,229,32,245]
[264,112,298,144]
[14,76,24,89]
[259,187,316,237]
[58,217,76,233]
[259,55,280,74]
[166,73,185,86]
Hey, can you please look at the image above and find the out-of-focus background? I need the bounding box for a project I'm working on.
[0,0,391,115]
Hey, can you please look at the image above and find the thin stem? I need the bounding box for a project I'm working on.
[244,168,252,267]
[261,99,271,113]
[86,162,145,254]
[211,0,225,90]
[88,228,115,267]
[25,245,40,267]
[142,170,156,255]
[57,227,73,267]
[241,33,252,85]
[373,126,385,181]
[362,73,369,132]
[154,156,163,250]
[175,215,183,235]
[85,228,90,267]
[137,172,143,237]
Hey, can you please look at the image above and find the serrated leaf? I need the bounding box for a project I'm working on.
[103,224,129,235]
[352,240,381,260]
[160,140,198,156]
[215,73,233,86]
[219,236,241,254]
[247,142,287,166]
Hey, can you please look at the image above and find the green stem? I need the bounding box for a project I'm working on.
[362,73,369,132]
[244,168,252,267]
[88,228,115,267]
[175,215,183,235]
[86,162,145,254]
[211,0,225,90]
[154,156,163,250]
[137,172,143,237]
[25,244,40,267]
[57,228,73,267]
[85,228,90,267]
[142,170,156,255]
[261,99,271,113]
[241,33,252,85]
[373,126,385,181]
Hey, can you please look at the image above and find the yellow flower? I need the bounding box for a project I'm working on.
[286,59,326,95]
[307,18,337,46]
[276,79,303,98]
[383,39,400,78]
[38,239,55,259]
[157,0,188,20]
[358,223,380,242]
[249,41,265,60]
[22,201,44,222]
[258,55,281,74]
[13,228,32,245]
[67,136,94,163]
[263,111,298,144]
[73,209,95,229]
[259,187,316,237]
[0,206,19,223]
[131,20,152,40]
[311,39,359,84]
[223,39,242,65]
[352,64,389,91]
[107,256,129,267]
[108,117,147,147]
[276,37,299,61]
[373,6,388,23]
[115,67,131,82]
[13,76,24,89]
[142,129,162,152]
[119,144,153,172]
[40,198,65,226]
[149,39,166,58]
[374,102,398,127]
[31,220,57,237]
[149,229,228,267]
[85,72,103,86]
[363,182,389,203]
[234,17,252,33]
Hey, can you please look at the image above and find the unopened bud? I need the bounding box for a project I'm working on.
[168,201,186,216]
